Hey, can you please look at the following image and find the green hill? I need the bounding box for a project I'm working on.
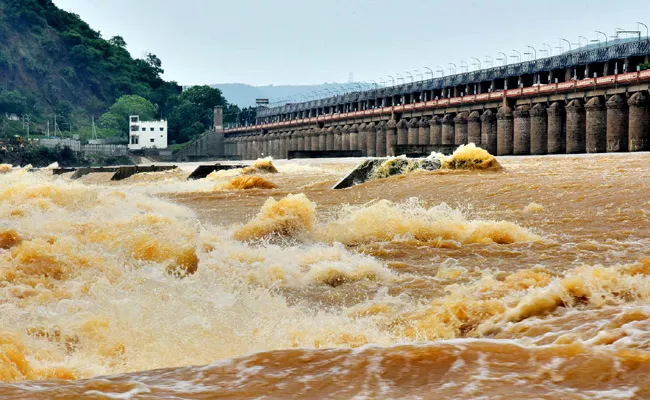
[0,0,256,144]
[0,0,181,123]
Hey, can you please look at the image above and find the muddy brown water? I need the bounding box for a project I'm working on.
[1,152,650,399]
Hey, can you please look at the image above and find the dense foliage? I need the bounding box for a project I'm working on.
[0,0,255,144]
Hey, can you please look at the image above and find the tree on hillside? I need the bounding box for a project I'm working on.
[0,90,27,115]
[239,106,257,126]
[223,104,240,124]
[109,35,126,48]
[178,85,226,111]
[167,85,228,143]
[146,53,163,76]
[167,101,204,144]
[98,95,156,135]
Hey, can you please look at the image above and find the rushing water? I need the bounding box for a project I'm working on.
[2,150,650,399]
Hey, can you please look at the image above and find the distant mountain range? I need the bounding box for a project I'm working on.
[209,83,370,108]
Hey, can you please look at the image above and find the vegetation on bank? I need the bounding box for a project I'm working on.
[0,0,255,146]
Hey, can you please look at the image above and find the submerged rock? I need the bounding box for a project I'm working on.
[333,144,497,189]
[332,159,385,189]
[333,157,442,189]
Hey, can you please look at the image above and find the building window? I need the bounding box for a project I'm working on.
[131,125,139,131]
[150,138,155,143]
[160,135,163,138]
[131,136,139,144]
[150,127,154,131]
[131,116,139,122]
[160,127,164,131]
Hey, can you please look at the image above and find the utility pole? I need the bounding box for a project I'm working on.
[91,116,98,140]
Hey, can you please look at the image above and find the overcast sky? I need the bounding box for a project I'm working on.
[52,0,649,86]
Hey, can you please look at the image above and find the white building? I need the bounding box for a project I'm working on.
[128,115,168,150]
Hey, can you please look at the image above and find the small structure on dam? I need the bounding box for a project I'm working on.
[221,39,650,160]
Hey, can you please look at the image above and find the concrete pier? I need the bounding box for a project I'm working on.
[332,125,343,151]
[358,123,367,156]
[454,112,468,146]
[408,118,419,145]
[325,127,334,151]
[301,131,307,153]
[468,111,481,145]
[530,104,547,155]
[294,131,303,152]
[339,124,350,151]
[481,109,497,155]
[628,91,649,151]
[566,99,586,154]
[387,119,397,156]
[606,94,628,152]
[585,97,606,153]
[281,132,290,156]
[366,121,377,157]
[547,102,565,154]
[442,114,455,145]
[513,105,531,155]
[430,116,442,145]
[376,121,387,157]
[349,125,358,152]
[260,134,269,157]
[314,128,327,151]
[497,105,514,156]
[354,123,365,156]
[418,117,430,145]
[309,129,318,152]
[397,119,408,145]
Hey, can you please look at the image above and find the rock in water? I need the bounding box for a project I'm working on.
[333,157,442,189]
[332,159,384,189]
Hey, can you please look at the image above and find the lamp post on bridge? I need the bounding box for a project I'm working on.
[497,52,508,66]
[578,36,588,49]
[413,70,423,81]
[595,31,608,48]
[470,57,481,70]
[543,42,553,56]
[526,46,537,60]
[559,38,572,52]
[511,50,522,63]
[448,63,457,74]
[638,22,649,39]
[460,61,468,72]
[386,75,395,86]
[405,71,414,83]
[424,67,434,79]
[484,56,493,68]
[436,66,445,77]
[395,73,404,85]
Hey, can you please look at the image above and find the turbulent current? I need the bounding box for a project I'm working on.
[2,149,650,399]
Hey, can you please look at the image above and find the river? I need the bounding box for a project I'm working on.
[1,149,650,399]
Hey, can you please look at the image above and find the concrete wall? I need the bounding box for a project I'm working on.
[174,106,227,161]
